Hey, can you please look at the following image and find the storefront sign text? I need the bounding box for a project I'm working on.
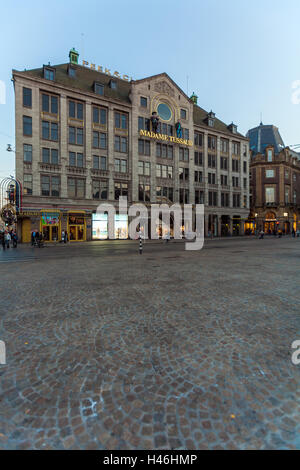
[139,130,193,147]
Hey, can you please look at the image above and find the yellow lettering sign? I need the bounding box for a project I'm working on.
[139,130,193,146]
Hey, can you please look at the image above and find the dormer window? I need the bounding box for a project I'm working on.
[228,122,237,134]
[267,149,273,162]
[110,80,117,90]
[44,66,55,81]
[94,82,104,96]
[68,65,76,78]
[207,111,215,127]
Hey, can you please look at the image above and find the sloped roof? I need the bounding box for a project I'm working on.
[193,104,245,138]
[13,63,247,138]
[247,124,285,155]
[13,63,132,104]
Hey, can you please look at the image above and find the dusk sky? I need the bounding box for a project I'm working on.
[0,0,299,178]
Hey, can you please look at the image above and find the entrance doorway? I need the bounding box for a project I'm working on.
[22,218,31,243]
[68,213,86,241]
[40,211,60,242]
[69,225,85,241]
[42,225,59,242]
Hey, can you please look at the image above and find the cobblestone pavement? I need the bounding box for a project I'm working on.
[0,237,299,450]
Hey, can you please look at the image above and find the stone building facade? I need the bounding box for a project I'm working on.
[13,49,250,242]
[249,145,300,234]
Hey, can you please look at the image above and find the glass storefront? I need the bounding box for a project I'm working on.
[41,211,60,241]
[92,213,128,239]
[68,212,86,241]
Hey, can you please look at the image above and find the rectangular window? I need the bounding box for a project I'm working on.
[221,157,228,170]
[208,173,216,184]
[181,109,187,120]
[23,174,32,195]
[41,175,50,196]
[43,121,58,141]
[23,144,32,162]
[208,154,216,168]
[115,159,127,173]
[267,149,273,162]
[194,171,203,183]
[195,190,204,204]
[140,97,147,107]
[179,167,189,181]
[44,68,55,80]
[92,180,108,199]
[23,88,32,107]
[69,126,83,145]
[69,152,84,167]
[23,116,32,136]
[138,139,150,156]
[232,142,240,155]
[194,132,203,147]
[94,83,104,95]
[51,176,60,197]
[138,184,150,202]
[221,139,229,153]
[138,116,150,131]
[194,151,203,166]
[179,148,189,162]
[42,93,58,114]
[68,178,85,198]
[138,161,150,176]
[42,147,50,163]
[115,112,128,129]
[266,169,274,178]
[208,136,216,150]
[115,136,127,153]
[208,191,217,206]
[69,100,83,119]
[93,107,107,125]
[232,159,239,172]
[115,182,128,200]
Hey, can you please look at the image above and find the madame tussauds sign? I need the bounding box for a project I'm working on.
[139,129,193,147]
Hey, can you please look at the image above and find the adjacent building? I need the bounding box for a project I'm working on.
[13,49,250,242]
[247,123,300,233]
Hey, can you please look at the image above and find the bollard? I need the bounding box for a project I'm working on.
[139,235,143,254]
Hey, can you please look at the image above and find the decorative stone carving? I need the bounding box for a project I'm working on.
[154,81,175,97]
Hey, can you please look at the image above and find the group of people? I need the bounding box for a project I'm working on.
[0,229,18,250]
[31,231,44,247]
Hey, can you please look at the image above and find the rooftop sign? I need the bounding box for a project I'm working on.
[140,130,193,147]
[82,60,132,82]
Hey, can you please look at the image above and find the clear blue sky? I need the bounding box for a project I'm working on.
[0,0,299,178]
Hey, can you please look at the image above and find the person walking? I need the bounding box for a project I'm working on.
[259,230,264,239]
[61,230,65,243]
[5,231,11,248]
[64,231,68,243]
[292,228,296,238]
[164,230,170,244]
[12,231,18,248]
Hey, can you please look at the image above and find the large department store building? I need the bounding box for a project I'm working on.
[13,49,250,242]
